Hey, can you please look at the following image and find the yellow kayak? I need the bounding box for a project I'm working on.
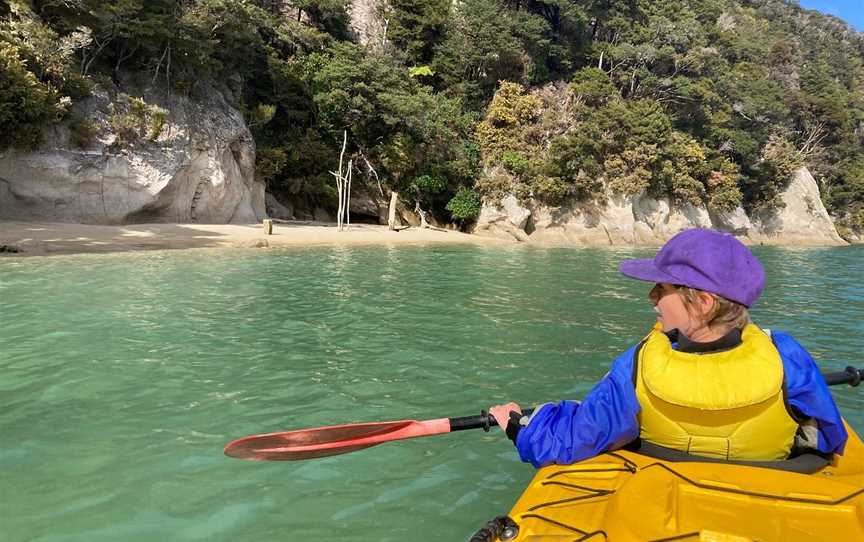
[483,422,864,541]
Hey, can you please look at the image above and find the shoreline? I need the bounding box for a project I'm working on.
[0,221,511,257]
[0,221,858,258]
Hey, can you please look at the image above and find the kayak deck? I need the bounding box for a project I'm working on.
[502,423,864,541]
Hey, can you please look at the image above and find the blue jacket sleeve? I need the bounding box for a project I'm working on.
[772,331,848,455]
[514,347,642,467]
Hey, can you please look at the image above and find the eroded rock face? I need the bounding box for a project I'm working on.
[527,195,636,245]
[475,167,846,246]
[266,193,294,220]
[474,194,531,241]
[0,83,264,224]
[348,0,387,49]
[748,168,846,245]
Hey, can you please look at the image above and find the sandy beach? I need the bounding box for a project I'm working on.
[0,221,511,257]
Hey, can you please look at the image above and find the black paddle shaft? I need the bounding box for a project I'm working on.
[451,366,863,432]
[823,366,863,387]
[449,408,536,432]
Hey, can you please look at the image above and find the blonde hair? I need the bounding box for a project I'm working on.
[677,286,751,332]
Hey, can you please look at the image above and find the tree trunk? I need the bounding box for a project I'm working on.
[415,199,430,228]
[332,130,348,231]
[387,191,399,230]
[345,163,352,231]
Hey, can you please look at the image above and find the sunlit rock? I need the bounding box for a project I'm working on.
[748,167,845,245]
[474,194,531,241]
[0,83,264,224]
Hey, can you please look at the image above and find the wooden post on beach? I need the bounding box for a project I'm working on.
[387,191,399,230]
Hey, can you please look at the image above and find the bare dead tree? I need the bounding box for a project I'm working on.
[334,131,346,231]
[151,45,170,86]
[82,34,111,76]
[358,151,384,197]
[798,121,828,159]
[345,161,352,231]
[330,131,352,231]
[414,199,429,228]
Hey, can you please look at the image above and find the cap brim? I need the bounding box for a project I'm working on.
[619,259,681,285]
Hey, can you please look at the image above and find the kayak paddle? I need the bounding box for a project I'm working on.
[224,366,862,461]
[223,409,527,461]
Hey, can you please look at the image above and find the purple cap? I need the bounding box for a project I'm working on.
[618,229,765,307]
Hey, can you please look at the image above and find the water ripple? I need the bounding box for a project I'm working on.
[1,244,861,542]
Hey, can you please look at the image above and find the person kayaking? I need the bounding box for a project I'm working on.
[490,228,848,467]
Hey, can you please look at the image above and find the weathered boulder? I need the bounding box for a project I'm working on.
[474,194,532,241]
[475,167,845,246]
[525,193,713,245]
[266,193,294,220]
[528,194,636,245]
[631,195,712,242]
[709,205,753,236]
[748,167,846,246]
[349,183,387,222]
[0,83,264,224]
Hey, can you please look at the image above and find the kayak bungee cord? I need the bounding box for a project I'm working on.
[469,446,864,541]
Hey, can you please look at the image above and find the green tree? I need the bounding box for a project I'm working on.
[387,0,449,65]
[0,41,65,149]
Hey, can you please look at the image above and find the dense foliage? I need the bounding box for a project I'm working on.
[2,0,863,232]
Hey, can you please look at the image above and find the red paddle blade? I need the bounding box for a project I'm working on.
[224,418,452,461]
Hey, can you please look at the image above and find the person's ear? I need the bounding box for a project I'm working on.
[696,291,716,317]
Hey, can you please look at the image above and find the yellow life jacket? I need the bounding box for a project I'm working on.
[634,323,798,461]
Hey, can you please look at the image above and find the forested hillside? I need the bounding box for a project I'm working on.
[2,0,863,234]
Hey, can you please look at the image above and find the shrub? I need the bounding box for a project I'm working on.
[746,134,803,211]
[546,134,602,195]
[532,175,569,204]
[660,162,705,206]
[501,151,531,178]
[654,133,709,206]
[761,134,803,180]
[0,42,64,149]
[476,82,541,162]
[108,95,170,146]
[412,174,447,194]
[148,107,168,141]
[474,174,515,205]
[110,113,140,145]
[446,186,482,220]
[129,97,149,120]
[61,72,94,101]
[249,104,276,128]
[570,67,618,106]
[605,144,657,196]
[256,147,289,185]
[706,158,743,211]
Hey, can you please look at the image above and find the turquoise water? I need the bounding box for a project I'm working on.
[2,245,862,541]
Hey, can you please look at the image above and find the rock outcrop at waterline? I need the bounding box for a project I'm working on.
[475,167,847,246]
[0,83,265,225]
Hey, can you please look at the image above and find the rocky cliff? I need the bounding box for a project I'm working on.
[475,167,847,246]
[348,0,387,49]
[0,83,265,225]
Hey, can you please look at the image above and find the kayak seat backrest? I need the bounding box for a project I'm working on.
[626,439,831,474]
